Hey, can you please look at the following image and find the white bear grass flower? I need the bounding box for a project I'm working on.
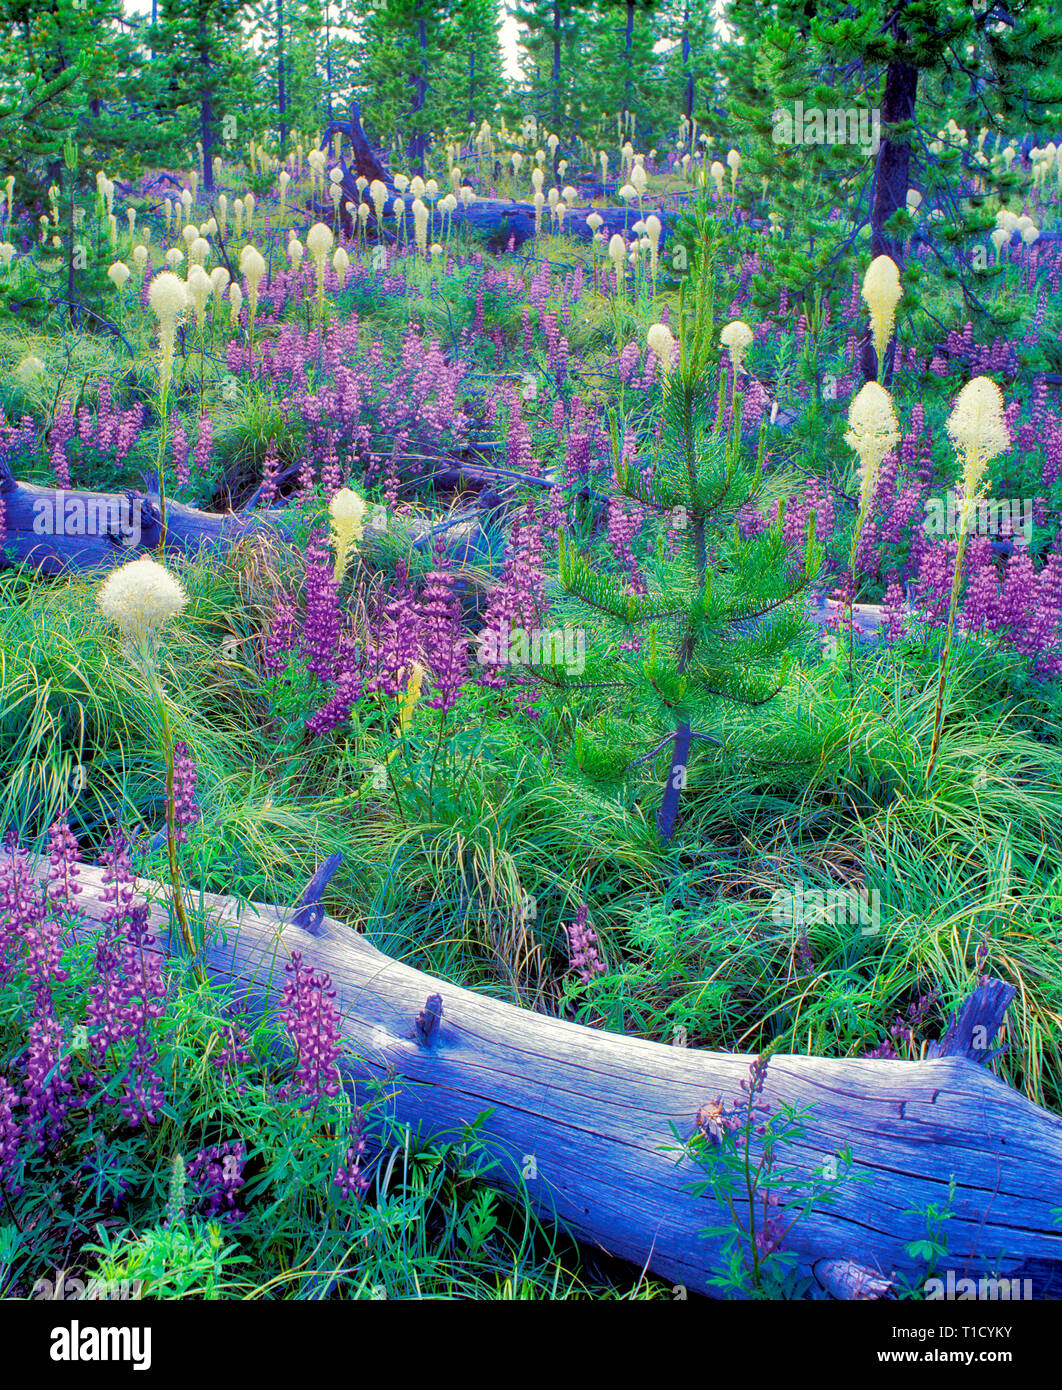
[97,555,188,654]
[720,320,754,374]
[646,323,677,377]
[96,554,196,957]
[16,356,46,389]
[329,487,369,582]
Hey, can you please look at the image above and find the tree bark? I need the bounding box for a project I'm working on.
[624,0,635,126]
[9,852,1061,1301]
[682,1,694,124]
[198,6,215,191]
[551,1,561,131]
[407,16,429,175]
[277,0,287,150]
[862,1,917,385]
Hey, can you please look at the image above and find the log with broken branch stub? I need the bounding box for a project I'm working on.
[0,473,895,648]
[8,852,1062,1300]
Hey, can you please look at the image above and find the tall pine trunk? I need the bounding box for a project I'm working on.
[682,1,694,124]
[325,1,334,126]
[277,0,287,149]
[551,2,561,131]
[862,0,917,385]
[407,16,429,174]
[198,8,215,191]
[624,0,635,126]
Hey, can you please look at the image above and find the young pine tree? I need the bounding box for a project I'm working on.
[541,204,825,843]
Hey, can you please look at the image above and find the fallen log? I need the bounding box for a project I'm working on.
[0,473,497,578]
[11,852,1062,1299]
[311,107,688,251]
[385,196,680,251]
[0,476,293,576]
[0,475,895,650]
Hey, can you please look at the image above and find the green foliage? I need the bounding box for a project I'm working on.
[542,203,823,839]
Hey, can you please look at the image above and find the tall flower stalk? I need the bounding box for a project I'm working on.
[843,382,900,687]
[306,222,333,332]
[147,272,190,549]
[925,377,1010,784]
[861,255,902,381]
[96,556,197,961]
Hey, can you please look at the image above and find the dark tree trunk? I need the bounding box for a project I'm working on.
[862,3,917,385]
[468,48,475,129]
[198,9,215,191]
[657,722,691,842]
[682,1,694,123]
[551,1,561,131]
[277,0,287,149]
[624,0,635,127]
[325,0,333,127]
[407,16,429,174]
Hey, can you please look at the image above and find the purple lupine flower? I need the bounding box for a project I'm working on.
[173,742,200,844]
[335,1106,371,1200]
[170,416,189,488]
[320,439,343,499]
[46,816,81,918]
[265,590,300,674]
[563,905,606,984]
[97,379,116,451]
[280,950,342,1107]
[478,502,548,688]
[194,413,213,474]
[85,831,168,1124]
[187,1140,247,1223]
[24,1005,73,1148]
[881,578,909,644]
[364,563,422,698]
[417,567,468,713]
[257,440,281,506]
[300,529,343,683]
[0,1077,21,1192]
[306,669,363,735]
[755,1188,788,1260]
[0,841,45,983]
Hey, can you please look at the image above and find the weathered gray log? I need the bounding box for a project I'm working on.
[0,475,494,577]
[0,475,897,651]
[383,196,679,251]
[0,477,293,575]
[13,854,1062,1299]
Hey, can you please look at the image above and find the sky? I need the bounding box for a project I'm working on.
[500,7,521,80]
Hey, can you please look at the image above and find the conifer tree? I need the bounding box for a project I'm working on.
[351,0,450,172]
[437,0,506,134]
[719,0,1062,382]
[151,0,252,190]
[513,0,584,134]
[579,0,663,145]
[536,192,824,842]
